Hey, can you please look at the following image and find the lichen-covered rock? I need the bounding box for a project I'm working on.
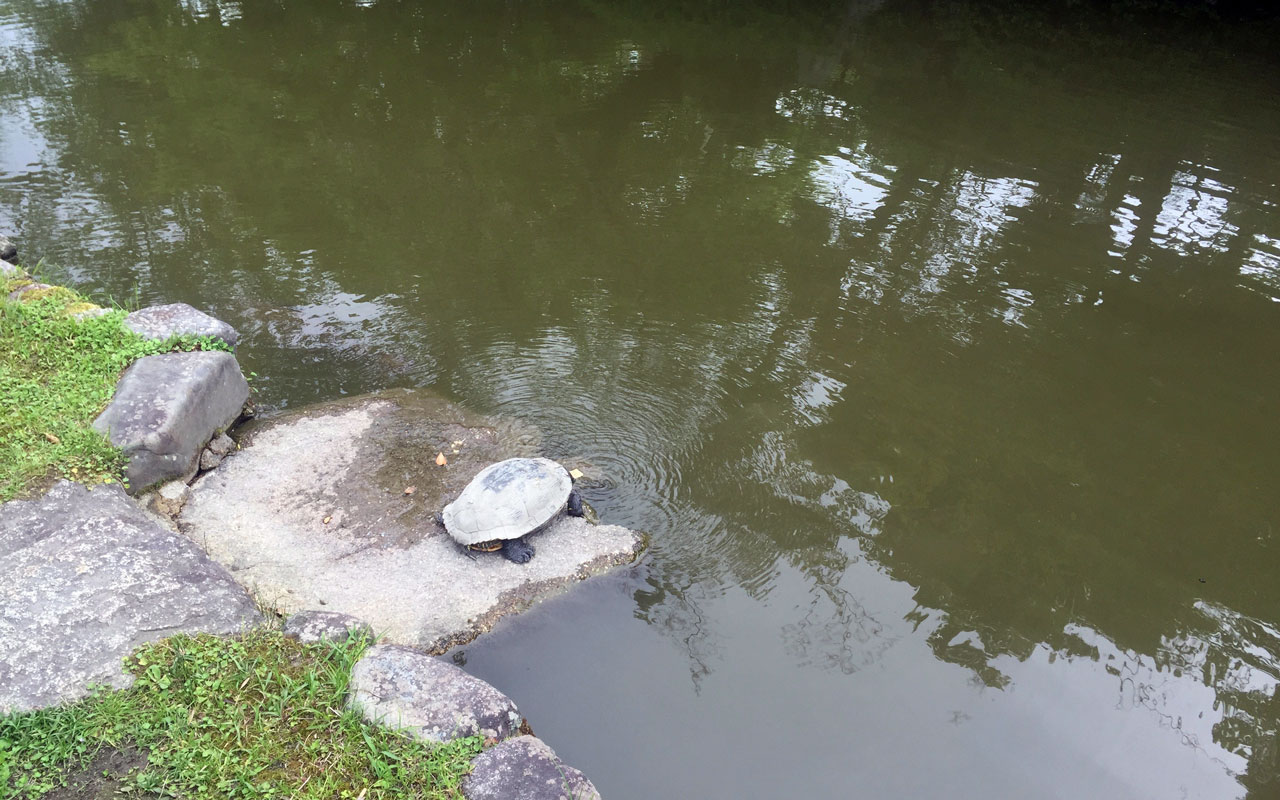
[93,351,249,492]
[0,481,261,713]
[283,610,372,644]
[124,303,239,347]
[464,736,601,800]
[348,645,521,743]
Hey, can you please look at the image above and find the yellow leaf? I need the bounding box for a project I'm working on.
[43,432,61,444]
[435,452,448,466]
[323,515,332,524]
[569,468,584,480]
[404,486,416,495]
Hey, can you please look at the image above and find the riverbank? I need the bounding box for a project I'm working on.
[0,629,484,799]
[0,244,621,798]
[0,272,240,501]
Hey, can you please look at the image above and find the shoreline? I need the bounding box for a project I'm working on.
[0,238,624,799]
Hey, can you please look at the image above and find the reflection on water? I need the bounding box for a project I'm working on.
[2,0,1279,796]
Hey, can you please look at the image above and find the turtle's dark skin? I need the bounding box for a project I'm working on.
[438,488,586,563]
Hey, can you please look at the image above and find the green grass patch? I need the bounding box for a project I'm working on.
[0,285,233,501]
[0,629,482,799]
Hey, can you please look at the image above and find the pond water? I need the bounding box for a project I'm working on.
[3,1,1279,796]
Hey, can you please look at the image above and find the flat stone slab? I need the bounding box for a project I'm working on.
[0,481,261,713]
[93,351,249,492]
[124,302,239,346]
[348,645,521,743]
[464,736,601,800]
[180,389,644,651]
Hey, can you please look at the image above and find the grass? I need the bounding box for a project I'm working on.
[0,276,232,501]
[0,629,483,799]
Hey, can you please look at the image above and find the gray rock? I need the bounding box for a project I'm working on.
[124,303,239,347]
[206,432,235,456]
[0,234,15,263]
[199,447,225,471]
[0,481,261,713]
[180,389,645,651]
[283,610,372,644]
[198,432,237,471]
[464,736,601,800]
[150,481,191,518]
[93,351,249,492]
[348,645,521,743]
[0,260,22,279]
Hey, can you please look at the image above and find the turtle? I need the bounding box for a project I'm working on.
[438,457,585,563]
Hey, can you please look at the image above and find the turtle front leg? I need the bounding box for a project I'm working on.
[502,536,535,563]
[567,489,584,518]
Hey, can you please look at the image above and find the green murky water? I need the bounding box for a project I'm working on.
[3,1,1279,796]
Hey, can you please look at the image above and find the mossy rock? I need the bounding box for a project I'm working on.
[63,301,104,317]
[18,286,79,305]
[4,276,33,294]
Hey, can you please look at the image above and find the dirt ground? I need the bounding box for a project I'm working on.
[41,745,160,800]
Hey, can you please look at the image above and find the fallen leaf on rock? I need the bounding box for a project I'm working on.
[435,452,448,466]
[404,486,416,495]
[43,432,60,444]
[323,515,332,524]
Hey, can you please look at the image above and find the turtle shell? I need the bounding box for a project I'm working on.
[441,457,572,546]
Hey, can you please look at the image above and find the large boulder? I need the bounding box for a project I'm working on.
[464,736,601,800]
[0,481,261,713]
[124,302,239,346]
[93,351,249,492]
[0,233,15,263]
[348,645,521,743]
[180,389,644,651]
